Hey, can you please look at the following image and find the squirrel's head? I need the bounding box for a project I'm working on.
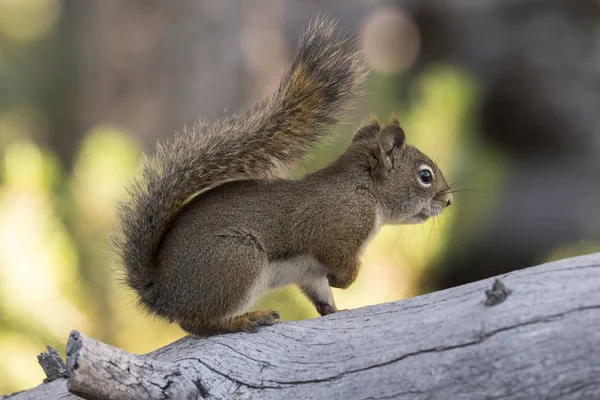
[351,118,453,225]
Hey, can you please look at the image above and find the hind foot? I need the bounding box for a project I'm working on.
[179,310,281,336]
[234,310,281,332]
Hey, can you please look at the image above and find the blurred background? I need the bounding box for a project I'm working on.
[1,0,600,394]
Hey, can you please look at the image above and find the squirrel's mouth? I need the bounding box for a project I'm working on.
[404,211,430,224]
[416,211,431,220]
[404,202,445,224]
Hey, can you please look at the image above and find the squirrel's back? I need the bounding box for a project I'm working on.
[113,16,367,313]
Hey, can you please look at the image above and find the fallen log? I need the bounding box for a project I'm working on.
[3,253,600,400]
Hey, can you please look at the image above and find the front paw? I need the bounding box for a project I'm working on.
[316,302,338,316]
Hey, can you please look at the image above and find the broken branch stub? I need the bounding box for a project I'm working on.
[66,331,201,400]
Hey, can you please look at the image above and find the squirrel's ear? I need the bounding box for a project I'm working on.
[387,113,400,126]
[378,124,406,168]
[352,119,380,143]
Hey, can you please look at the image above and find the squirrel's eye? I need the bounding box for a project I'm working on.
[418,168,433,186]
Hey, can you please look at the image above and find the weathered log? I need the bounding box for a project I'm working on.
[4,253,600,399]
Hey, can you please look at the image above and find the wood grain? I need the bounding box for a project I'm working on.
[4,253,600,400]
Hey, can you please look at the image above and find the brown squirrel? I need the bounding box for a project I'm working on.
[114,16,453,336]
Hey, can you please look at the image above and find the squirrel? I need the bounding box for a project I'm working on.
[114,16,453,336]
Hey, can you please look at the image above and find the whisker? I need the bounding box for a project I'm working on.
[282,290,307,310]
[425,217,435,262]
[394,225,408,251]
[434,215,439,247]
[449,168,486,189]
[449,179,475,190]
[450,189,486,194]
[433,133,442,166]
[450,169,482,185]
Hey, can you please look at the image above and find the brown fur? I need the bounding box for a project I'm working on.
[114,16,451,337]
[113,16,366,310]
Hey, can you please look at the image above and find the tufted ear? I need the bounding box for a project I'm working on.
[378,124,405,169]
[387,111,402,125]
[352,119,380,143]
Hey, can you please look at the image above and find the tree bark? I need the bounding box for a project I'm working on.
[3,253,600,400]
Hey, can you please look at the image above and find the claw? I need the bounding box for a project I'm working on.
[244,310,281,329]
[316,302,337,316]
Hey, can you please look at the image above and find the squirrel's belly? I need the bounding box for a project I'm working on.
[268,255,328,289]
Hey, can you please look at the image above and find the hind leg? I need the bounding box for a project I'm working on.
[167,231,281,336]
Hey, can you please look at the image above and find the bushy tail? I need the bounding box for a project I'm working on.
[113,15,368,306]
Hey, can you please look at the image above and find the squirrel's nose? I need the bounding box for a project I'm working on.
[444,192,453,207]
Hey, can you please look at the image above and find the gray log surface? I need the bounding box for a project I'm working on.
[4,253,600,400]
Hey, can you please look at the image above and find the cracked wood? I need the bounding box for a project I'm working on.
[3,253,600,400]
